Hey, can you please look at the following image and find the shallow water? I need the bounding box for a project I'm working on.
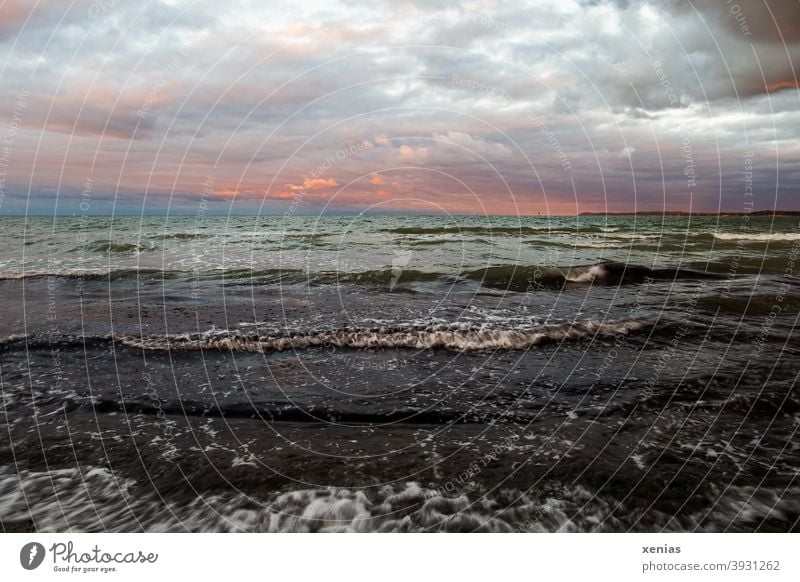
[1,214,799,531]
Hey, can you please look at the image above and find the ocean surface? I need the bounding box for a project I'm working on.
[1,214,799,532]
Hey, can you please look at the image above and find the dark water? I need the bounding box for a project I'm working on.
[1,215,799,531]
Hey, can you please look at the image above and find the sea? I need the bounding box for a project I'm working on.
[1,214,799,532]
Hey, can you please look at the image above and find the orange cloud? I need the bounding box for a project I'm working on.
[766,80,799,92]
[285,177,338,192]
[214,187,277,199]
[369,175,385,185]
[215,188,239,198]
[275,176,340,199]
[302,177,338,190]
[399,144,428,164]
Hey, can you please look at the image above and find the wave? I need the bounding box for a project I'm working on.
[570,242,627,249]
[696,293,800,316]
[90,398,487,424]
[151,232,212,241]
[115,319,648,353]
[388,226,551,236]
[71,240,152,253]
[211,268,446,286]
[605,233,662,240]
[0,261,725,289]
[525,239,627,250]
[407,236,494,246]
[0,466,580,532]
[566,264,609,283]
[687,255,800,275]
[713,232,800,242]
[0,333,30,346]
[465,261,722,291]
[4,465,794,532]
[0,268,182,281]
[386,225,620,236]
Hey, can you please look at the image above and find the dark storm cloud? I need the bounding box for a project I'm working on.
[684,0,800,44]
[654,0,800,101]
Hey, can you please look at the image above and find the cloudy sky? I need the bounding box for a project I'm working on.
[0,0,798,215]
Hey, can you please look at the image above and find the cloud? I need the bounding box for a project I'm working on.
[301,177,339,190]
[398,144,429,164]
[686,0,800,44]
[0,0,797,214]
[275,177,340,199]
[432,131,512,158]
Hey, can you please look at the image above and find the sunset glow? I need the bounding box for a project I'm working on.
[0,0,798,216]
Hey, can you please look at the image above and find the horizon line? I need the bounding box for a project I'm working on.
[3,209,799,218]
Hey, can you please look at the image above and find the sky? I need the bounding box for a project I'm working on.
[0,0,798,216]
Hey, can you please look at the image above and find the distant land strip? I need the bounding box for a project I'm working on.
[577,210,800,217]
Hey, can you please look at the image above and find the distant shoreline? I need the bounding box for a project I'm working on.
[577,210,800,217]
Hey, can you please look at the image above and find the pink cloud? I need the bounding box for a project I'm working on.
[303,177,338,190]
[398,144,428,164]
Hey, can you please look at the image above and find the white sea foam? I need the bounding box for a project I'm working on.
[0,271,54,279]
[117,319,646,353]
[3,465,792,532]
[566,264,609,283]
[571,242,626,249]
[713,232,800,242]
[0,333,30,345]
[0,466,574,532]
[607,233,662,240]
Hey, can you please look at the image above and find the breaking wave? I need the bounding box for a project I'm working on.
[0,268,181,281]
[0,261,724,288]
[713,232,800,242]
[115,319,648,353]
[72,240,152,253]
[150,232,213,241]
[386,225,625,236]
[465,261,721,291]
